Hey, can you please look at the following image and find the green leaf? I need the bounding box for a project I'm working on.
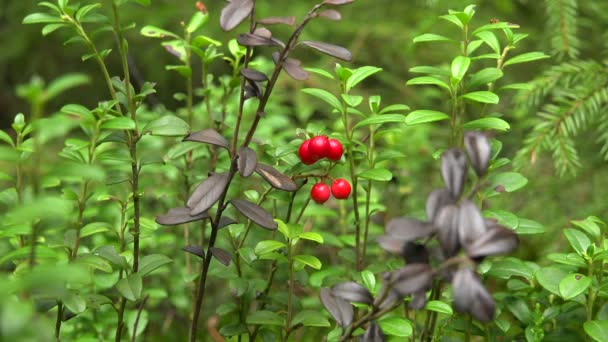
[413,33,453,43]
[294,255,322,269]
[572,217,602,240]
[409,66,451,76]
[138,254,172,277]
[80,222,111,238]
[563,228,591,256]
[425,300,453,315]
[440,14,464,29]
[246,310,285,326]
[485,172,528,197]
[406,76,450,91]
[462,117,510,131]
[0,246,57,264]
[451,55,471,81]
[354,114,406,129]
[142,115,189,136]
[379,316,413,337]
[536,266,569,296]
[165,65,192,78]
[503,52,549,67]
[62,291,86,314]
[379,104,410,114]
[101,117,136,130]
[547,253,587,268]
[304,67,335,80]
[298,232,324,244]
[254,240,286,256]
[500,83,534,91]
[116,273,142,301]
[46,73,90,100]
[140,25,179,39]
[75,254,113,273]
[42,23,68,36]
[61,104,91,117]
[302,88,342,111]
[75,3,102,22]
[186,12,208,33]
[461,91,499,104]
[361,270,376,292]
[475,31,500,53]
[292,310,331,327]
[468,68,503,89]
[346,66,382,92]
[0,130,14,147]
[192,35,222,47]
[135,0,151,5]
[358,168,392,181]
[473,22,519,35]
[516,218,546,235]
[23,13,62,24]
[405,110,449,125]
[559,273,591,300]
[487,258,534,280]
[584,320,608,342]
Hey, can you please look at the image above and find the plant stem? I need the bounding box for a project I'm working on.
[55,301,63,338]
[283,239,295,342]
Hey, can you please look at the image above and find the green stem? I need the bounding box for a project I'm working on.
[283,239,295,342]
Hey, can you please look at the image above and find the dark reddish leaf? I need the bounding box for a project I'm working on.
[408,290,428,309]
[318,9,341,21]
[390,263,433,297]
[257,16,295,26]
[244,83,262,99]
[458,200,487,248]
[426,188,453,223]
[402,242,430,264]
[253,27,272,38]
[272,52,309,81]
[210,247,231,266]
[218,216,237,229]
[464,132,491,177]
[300,40,352,61]
[255,163,297,192]
[361,322,385,342]
[323,0,354,5]
[183,129,230,149]
[187,173,230,215]
[237,147,257,177]
[241,68,268,82]
[377,235,404,254]
[231,199,277,230]
[156,207,209,225]
[374,286,400,309]
[452,267,495,322]
[182,245,205,259]
[386,217,435,241]
[331,282,373,305]
[237,33,283,47]
[320,288,353,327]
[466,226,518,258]
[435,204,461,257]
[440,148,468,198]
[220,0,254,31]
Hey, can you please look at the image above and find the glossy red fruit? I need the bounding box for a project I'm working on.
[327,139,344,161]
[298,139,317,165]
[308,135,330,160]
[311,182,331,204]
[331,178,351,199]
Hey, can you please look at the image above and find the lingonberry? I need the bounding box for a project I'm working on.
[311,182,331,204]
[309,135,330,160]
[327,139,344,161]
[331,178,351,199]
[298,139,317,165]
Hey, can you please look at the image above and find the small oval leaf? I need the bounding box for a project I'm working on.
[231,199,278,230]
[255,163,297,192]
[183,129,229,149]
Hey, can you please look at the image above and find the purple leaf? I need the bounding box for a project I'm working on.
[218,216,237,229]
[435,204,461,257]
[187,173,230,215]
[426,188,454,223]
[440,148,468,198]
[210,247,231,266]
[272,52,309,81]
[323,0,355,5]
[237,33,284,47]
[464,131,491,177]
[361,322,385,342]
[231,199,277,230]
[220,0,254,31]
[237,147,257,178]
[452,267,495,322]
[386,217,435,241]
[390,263,433,297]
[241,68,268,82]
[377,235,404,254]
[458,200,487,248]
[156,207,209,225]
[331,282,373,305]
[300,40,352,61]
[408,290,428,309]
[183,129,230,149]
[257,16,295,26]
[466,226,518,258]
[318,9,342,21]
[402,242,430,264]
[255,163,297,192]
[182,245,205,259]
[320,288,353,327]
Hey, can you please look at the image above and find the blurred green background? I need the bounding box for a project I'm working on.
[2,0,608,258]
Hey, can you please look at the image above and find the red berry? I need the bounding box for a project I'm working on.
[331,178,351,199]
[309,135,330,160]
[298,139,317,165]
[327,139,344,161]
[311,182,331,204]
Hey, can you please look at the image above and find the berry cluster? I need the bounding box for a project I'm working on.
[297,136,351,204]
